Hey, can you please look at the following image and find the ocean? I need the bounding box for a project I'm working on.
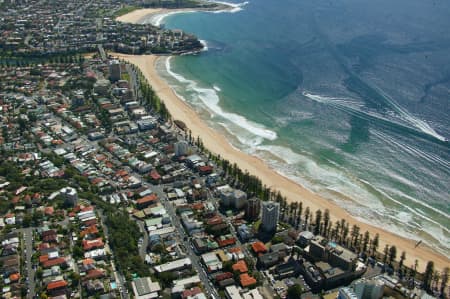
[145,0,450,256]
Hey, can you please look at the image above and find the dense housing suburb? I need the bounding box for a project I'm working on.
[0,0,216,56]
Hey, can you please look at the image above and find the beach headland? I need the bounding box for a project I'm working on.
[113,8,449,272]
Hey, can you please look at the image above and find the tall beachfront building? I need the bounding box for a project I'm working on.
[109,59,121,82]
[261,201,280,232]
[245,198,261,221]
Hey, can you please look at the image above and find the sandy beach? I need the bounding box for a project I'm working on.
[116,8,163,23]
[116,8,191,24]
[113,9,449,272]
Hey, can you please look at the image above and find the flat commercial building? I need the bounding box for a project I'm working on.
[225,285,243,299]
[154,257,191,273]
[309,236,357,271]
[132,277,161,299]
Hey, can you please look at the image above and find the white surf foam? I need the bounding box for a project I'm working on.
[164,57,277,141]
[256,145,303,164]
[144,10,196,27]
[199,40,209,52]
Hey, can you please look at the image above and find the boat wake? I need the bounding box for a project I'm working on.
[302,91,447,142]
[209,1,249,13]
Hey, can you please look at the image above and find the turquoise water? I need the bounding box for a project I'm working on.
[149,0,450,255]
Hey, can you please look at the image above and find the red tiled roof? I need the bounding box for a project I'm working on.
[217,237,236,247]
[47,280,68,290]
[38,243,51,251]
[91,177,104,185]
[115,170,128,177]
[85,269,105,280]
[44,206,54,215]
[251,241,268,254]
[82,238,104,251]
[198,165,213,173]
[83,219,97,227]
[80,225,98,237]
[9,273,20,281]
[232,260,248,273]
[137,194,158,205]
[207,215,223,225]
[228,247,242,253]
[149,170,161,180]
[191,203,204,210]
[182,287,202,299]
[240,273,257,287]
[43,257,66,268]
[39,255,49,263]
[43,234,57,242]
[82,258,95,266]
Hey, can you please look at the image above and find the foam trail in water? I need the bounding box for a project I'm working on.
[372,130,450,170]
[209,1,249,13]
[372,86,447,142]
[303,91,447,142]
[165,57,277,141]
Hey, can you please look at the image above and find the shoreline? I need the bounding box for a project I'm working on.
[113,53,449,272]
[115,2,239,25]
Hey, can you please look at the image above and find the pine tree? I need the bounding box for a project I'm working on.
[382,244,389,264]
[362,231,370,255]
[323,209,330,235]
[297,202,303,229]
[314,209,322,235]
[399,251,406,275]
[371,233,379,257]
[351,225,360,248]
[388,245,397,266]
[304,207,310,230]
[342,223,349,245]
[432,270,440,291]
[440,267,449,297]
[423,261,434,292]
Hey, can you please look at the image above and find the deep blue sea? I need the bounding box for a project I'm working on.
[146,0,450,255]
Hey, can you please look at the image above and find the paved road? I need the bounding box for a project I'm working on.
[136,220,148,260]
[20,227,35,299]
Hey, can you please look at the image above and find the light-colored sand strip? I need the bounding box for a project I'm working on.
[115,4,234,25]
[114,54,449,272]
[116,8,186,24]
